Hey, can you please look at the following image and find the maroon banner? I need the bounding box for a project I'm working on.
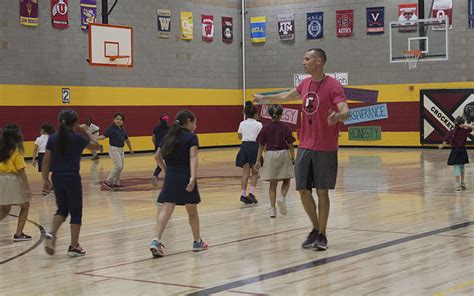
[51,0,69,29]
[222,16,233,43]
[336,10,353,37]
[202,15,214,42]
[20,0,39,27]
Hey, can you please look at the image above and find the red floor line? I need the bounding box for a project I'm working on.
[76,226,307,274]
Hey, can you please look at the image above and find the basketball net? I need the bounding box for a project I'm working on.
[403,50,422,69]
[108,56,131,68]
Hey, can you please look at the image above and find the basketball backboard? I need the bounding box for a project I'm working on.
[389,17,448,64]
[88,23,133,67]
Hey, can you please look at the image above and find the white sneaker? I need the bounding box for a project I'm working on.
[455,184,462,192]
[270,207,277,218]
[151,176,158,187]
[277,197,287,215]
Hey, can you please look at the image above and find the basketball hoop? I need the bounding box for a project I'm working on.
[403,50,422,69]
[107,55,131,67]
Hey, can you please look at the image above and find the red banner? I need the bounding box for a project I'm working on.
[336,10,353,37]
[51,0,68,29]
[202,15,214,42]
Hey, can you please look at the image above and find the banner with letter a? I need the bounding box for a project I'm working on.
[180,11,193,40]
[51,0,68,29]
[470,0,474,29]
[202,15,214,42]
[250,16,266,43]
[20,0,39,27]
[366,7,384,35]
[306,12,323,39]
[277,13,295,41]
[80,0,96,32]
[157,9,171,38]
[336,10,353,37]
[222,16,233,43]
[431,0,453,30]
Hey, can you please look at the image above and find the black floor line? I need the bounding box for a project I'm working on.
[186,220,474,296]
[0,214,46,265]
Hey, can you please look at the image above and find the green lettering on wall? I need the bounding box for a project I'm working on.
[348,126,381,141]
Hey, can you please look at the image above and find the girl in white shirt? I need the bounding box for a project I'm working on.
[236,101,262,204]
[32,123,55,196]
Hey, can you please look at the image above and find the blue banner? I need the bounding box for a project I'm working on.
[307,12,323,39]
[469,0,474,29]
[366,7,384,35]
[344,103,389,125]
[250,16,266,43]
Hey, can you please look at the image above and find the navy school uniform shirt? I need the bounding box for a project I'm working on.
[46,131,90,175]
[153,125,169,148]
[159,128,198,168]
[104,124,128,148]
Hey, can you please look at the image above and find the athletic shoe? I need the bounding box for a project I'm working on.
[312,234,328,251]
[67,244,86,257]
[151,176,158,187]
[248,193,258,204]
[102,181,114,190]
[277,197,287,215]
[13,233,32,242]
[461,182,467,190]
[240,195,252,204]
[44,233,56,255]
[455,185,462,192]
[270,207,277,218]
[301,229,319,248]
[192,239,209,252]
[41,190,50,196]
[150,239,165,258]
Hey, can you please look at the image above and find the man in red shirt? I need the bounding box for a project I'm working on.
[253,48,349,250]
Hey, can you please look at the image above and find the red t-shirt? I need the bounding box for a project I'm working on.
[256,121,295,151]
[443,127,472,148]
[296,75,346,151]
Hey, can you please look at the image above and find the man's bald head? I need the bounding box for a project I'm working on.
[306,48,327,63]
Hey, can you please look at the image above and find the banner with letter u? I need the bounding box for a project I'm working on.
[180,11,193,40]
[250,16,266,43]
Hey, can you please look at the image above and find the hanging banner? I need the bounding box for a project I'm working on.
[222,16,233,43]
[470,0,474,29]
[366,7,384,35]
[306,12,323,39]
[80,0,96,32]
[261,105,299,125]
[157,9,171,38]
[20,0,39,27]
[202,15,214,42]
[180,11,193,40]
[51,0,68,29]
[336,10,354,37]
[431,0,453,30]
[398,3,418,32]
[250,16,266,43]
[277,13,295,41]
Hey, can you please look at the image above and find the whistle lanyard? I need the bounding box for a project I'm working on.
[306,75,326,125]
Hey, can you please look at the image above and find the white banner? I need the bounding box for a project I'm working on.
[294,73,349,87]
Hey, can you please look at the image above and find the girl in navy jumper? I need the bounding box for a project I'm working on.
[151,114,170,186]
[150,109,208,258]
[439,116,473,192]
[43,109,101,257]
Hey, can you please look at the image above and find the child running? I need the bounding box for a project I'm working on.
[86,117,103,161]
[0,124,33,242]
[236,101,262,204]
[151,114,170,186]
[438,116,473,192]
[43,109,101,257]
[150,109,208,258]
[255,105,295,218]
[32,123,55,195]
[99,113,133,190]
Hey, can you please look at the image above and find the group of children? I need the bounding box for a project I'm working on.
[1,105,471,259]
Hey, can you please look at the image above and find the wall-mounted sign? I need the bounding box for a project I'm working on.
[345,103,388,125]
[348,126,381,141]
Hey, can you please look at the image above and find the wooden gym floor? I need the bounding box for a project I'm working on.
[1,147,473,295]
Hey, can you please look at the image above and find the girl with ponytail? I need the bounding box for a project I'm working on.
[235,101,262,204]
[43,109,101,257]
[150,109,208,258]
[439,116,474,192]
[255,104,295,218]
[0,124,33,242]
